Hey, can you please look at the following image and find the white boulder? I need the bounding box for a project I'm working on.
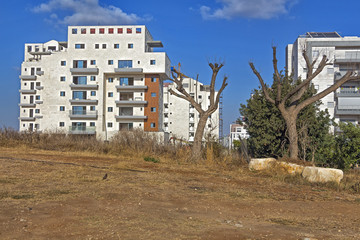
[277,161,304,175]
[249,158,276,171]
[302,166,343,184]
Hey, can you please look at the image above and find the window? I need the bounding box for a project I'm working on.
[90,76,96,81]
[208,124,212,128]
[150,60,156,65]
[60,106,65,111]
[114,44,119,49]
[150,123,156,128]
[73,76,87,85]
[198,95,202,99]
[72,28,77,34]
[327,101,335,108]
[75,44,85,49]
[151,77,157,82]
[108,28,114,34]
[59,122,65,127]
[107,122,113,128]
[61,61,66,66]
[151,107,156,112]
[117,28,123,34]
[90,106,95,111]
[27,46,32,52]
[60,91,65,96]
[108,92,113,97]
[73,60,87,68]
[136,28,141,33]
[128,43,133,49]
[108,78,113,83]
[120,77,134,86]
[60,76,66,81]
[118,60,133,68]
[90,60,96,65]
[36,95,40,100]
[127,28,132,33]
[81,28,86,34]
[91,91,96,96]
[90,28,95,34]
[108,60,113,65]
[314,85,319,90]
[95,44,99,49]
[108,107,113,112]
[151,92,156,97]
[313,50,319,58]
[35,109,40,114]
[99,28,105,34]
[102,44,107,49]
[90,122,95,127]
[73,91,86,99]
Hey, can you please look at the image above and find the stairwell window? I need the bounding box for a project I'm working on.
[150,60,156,65]
[61,61,66,66]
[90,60,96,65]
[151,92,156,97]
[108,60,113,65]
[114,44,119,49]
[108,92,113,97]
[151,107,156,112]
[108,107,113,112]
[128,43,133,49]
[151,77,157,82]
[60,91,65,96]
[60,76,66,81]
[60,106,65,111]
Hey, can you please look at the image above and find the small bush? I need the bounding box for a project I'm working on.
[144,156,159,163]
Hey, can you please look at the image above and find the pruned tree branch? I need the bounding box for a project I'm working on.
[249,62,276,105]
[272,47,282,104]
[209,63,224,107]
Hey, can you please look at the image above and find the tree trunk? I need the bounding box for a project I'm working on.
[192,114,208,160]
[284,115,299,159]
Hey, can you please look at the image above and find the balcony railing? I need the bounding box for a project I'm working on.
[335,107,360,115]
[70,84,98,90]
[335,91,360,97]
[19,89,37,94]
[115,115,147,120]
[114,68,143,73]
[69,126,96,134]
[69,99,98,104]
[19,103,36,107]
[19,75,37,80]
[35,86,44,90]
[69,110,98,119]
[335,58,360,63]
[19,117,35,121]
[115,100,147,106]
[36,71,44,75]
[116,85,147,91]
[70,68,99,74]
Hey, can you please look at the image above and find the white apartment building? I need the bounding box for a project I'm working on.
[163,78,220,142]
[229,123,249,149]
[286,32,360,127]
[19,25,171,139]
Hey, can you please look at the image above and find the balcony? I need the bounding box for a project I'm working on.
[69,99,98,104]
[19,103,36,107]
[35,115,43,119]
[334,71,359,80]
[335,58,360,63]
[19,117,35,121]
[29,51,52,56]
[116,85,148,91]
[70,68,99,74]
[69,110,98,119]
[335,107,360,115]
[114,68,143,73]
[115,100,147,106]
[35,100,43,104]
[36,71,44,75]
[19,75,37,80]
[70,84,98,90]
[115,115,147,120]
[68,126,96,135]
[35,86,44,90]
[335,91,360,97]
[19,89,36,94]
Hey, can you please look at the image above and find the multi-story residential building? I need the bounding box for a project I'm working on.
[163,78,220,142]
[286,32,360,127]
[19,25,171,139]
[229,123,249,149]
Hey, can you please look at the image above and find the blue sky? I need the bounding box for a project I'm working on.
[1,0,360,135]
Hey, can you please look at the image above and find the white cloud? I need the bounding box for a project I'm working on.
[200,0,298,20]
[32,0,147,25]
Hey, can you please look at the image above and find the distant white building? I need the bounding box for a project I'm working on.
[229,123,249,149]
[19,25,171,139]
[163,78,220,142]
[286,32,360,128]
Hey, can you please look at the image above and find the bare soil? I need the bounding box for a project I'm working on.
[0,146,359,240]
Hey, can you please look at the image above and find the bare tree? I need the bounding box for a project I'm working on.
[169,63,228,159]
[250,47,360,159]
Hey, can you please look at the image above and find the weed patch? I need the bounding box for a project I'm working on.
[144,156,160,163]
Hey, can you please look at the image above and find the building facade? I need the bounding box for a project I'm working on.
[229,123,249,149]
[19,25,171,139]
[163,78,220,142]
[286,32,360,126]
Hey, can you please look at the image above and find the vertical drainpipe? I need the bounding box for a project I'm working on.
[102,74,107,141]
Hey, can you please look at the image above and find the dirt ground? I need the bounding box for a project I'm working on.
[0,146,359,240]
